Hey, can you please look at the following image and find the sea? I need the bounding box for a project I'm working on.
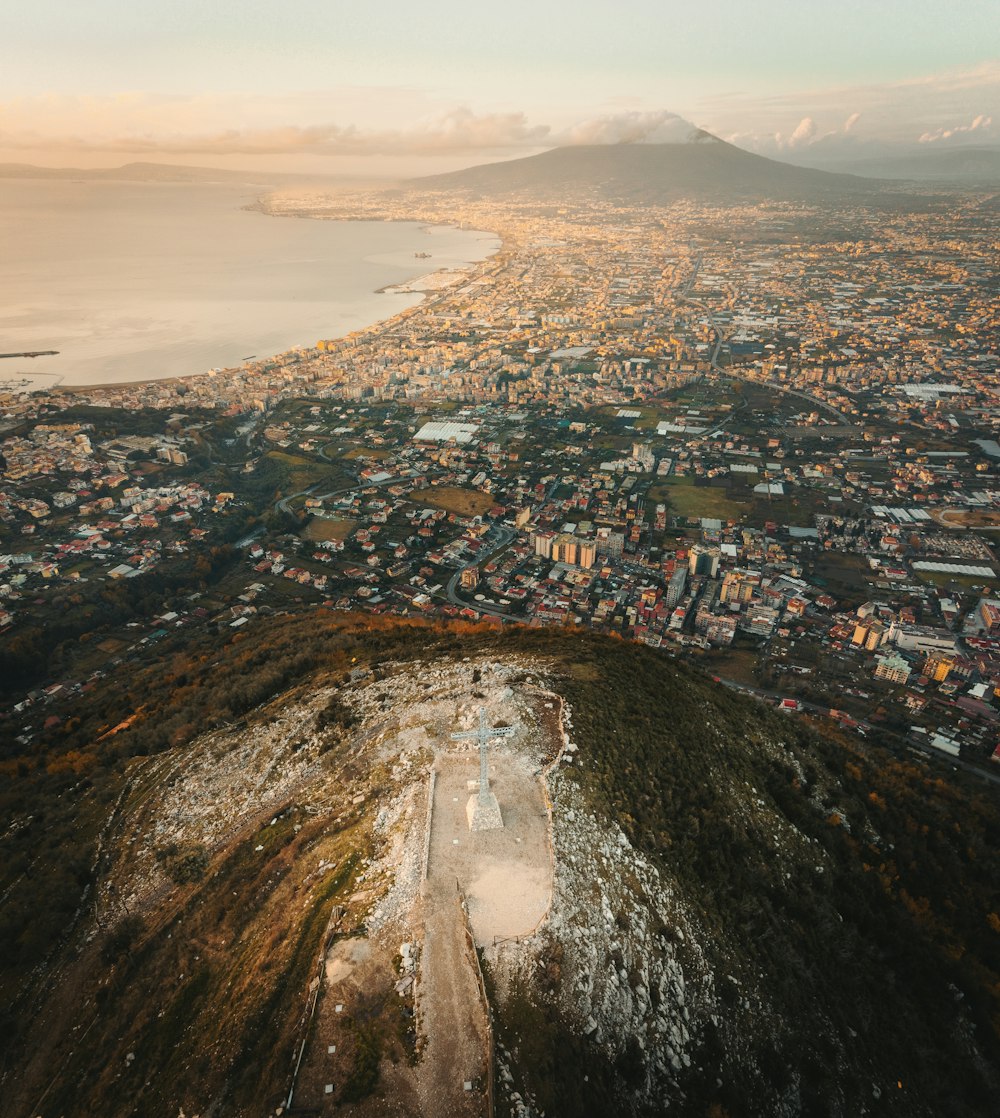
[0,180,499,389]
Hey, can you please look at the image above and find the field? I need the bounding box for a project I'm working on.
[703,646,761,687]
[931,508,1000,530]
[264,449,334,493]
[342,446,390,461]
[419,485,494,518]
[914,569,1000,591]
[301,516,355,543]
[648,476,748,522]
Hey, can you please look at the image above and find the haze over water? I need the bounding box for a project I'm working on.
[0,180,499,388]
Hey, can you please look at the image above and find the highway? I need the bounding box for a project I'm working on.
[712,675,1000,788]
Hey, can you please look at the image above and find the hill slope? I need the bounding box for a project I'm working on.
[1,615,998,1116]
[412,138,887,205]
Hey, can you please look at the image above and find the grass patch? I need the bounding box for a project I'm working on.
[914,569,998,591]
[704,646,760,687]
[420,486,494,518]
[264,450,334,494]
[648,476,748,522]
[343,446,389,461]
[302,516,354,543]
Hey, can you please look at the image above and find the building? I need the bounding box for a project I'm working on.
[924,654,954,683]
[721,569,759,605]
[532,532,554,559]
[665,567,688,607]
[460,566,480,590]
[705,614,737,646]
[413,420,479,444]
[874,653,912,685]
[979,599,1000,635]
[551,533,579,565]
[744,605,780,636]
[688,544,721,578]
[632,442,655,472]
[890,623,957,655]
[595,528,624,559]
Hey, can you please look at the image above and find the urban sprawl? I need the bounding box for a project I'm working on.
[3,186,1000,773]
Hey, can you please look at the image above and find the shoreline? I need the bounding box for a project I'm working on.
[12,204,502,397]
[54,250,489,394]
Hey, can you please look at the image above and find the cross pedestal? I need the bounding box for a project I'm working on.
[450,706,516,831]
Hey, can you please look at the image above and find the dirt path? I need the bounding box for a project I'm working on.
[415,747,554,1115]
[416,888,490,1117]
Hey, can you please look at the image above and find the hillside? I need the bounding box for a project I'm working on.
[412,138,889,206]
[2,614,999,1117]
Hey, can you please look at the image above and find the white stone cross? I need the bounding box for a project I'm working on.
[451,706,515,806]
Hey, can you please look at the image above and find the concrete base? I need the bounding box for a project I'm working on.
[466,789,503,831]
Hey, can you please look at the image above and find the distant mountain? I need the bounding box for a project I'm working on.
[0,161,358,186]
[411,135,889,205]
[795,146,1000,185]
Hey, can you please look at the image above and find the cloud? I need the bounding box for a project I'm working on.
[696,60,1000,158]
[0,101,709,162]
[763,112,860,153]
[788,116,817,147]
[553,110,697,146]
[918,112,993,144]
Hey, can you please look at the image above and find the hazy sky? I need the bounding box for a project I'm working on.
[2,1,998,172]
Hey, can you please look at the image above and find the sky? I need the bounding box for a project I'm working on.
[2,0,998,174]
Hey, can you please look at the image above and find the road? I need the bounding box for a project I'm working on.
[678,250,856,427]
[445,526,516,612]
[713,674,1000,788]
[417,890,490,1118]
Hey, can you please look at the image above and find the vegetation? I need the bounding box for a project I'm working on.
[2,614,999,1116]
[648,476,748,522]
[418,484,495,518]
[488,631,1000,1116]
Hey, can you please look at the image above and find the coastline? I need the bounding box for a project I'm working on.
[0,183,500,396]
[57,223,500,394]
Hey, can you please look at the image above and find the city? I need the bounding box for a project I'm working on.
[3,184,999,781]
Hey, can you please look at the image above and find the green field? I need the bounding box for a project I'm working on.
[648,477,749,522]
[419,486,495,518]
[264,450,339,494]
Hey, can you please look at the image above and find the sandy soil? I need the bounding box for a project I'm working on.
[280,662,559,1117]
[427,751,552,946]
[416,889,490,1117]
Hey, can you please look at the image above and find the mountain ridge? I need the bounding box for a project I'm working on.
[0,161,358,186]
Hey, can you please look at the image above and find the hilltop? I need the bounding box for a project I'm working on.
[2,614,998,1117]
